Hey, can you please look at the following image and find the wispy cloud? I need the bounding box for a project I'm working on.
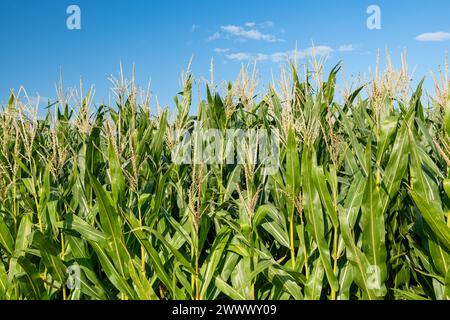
[207,23,282,42]
[221,25,281,42]
[225,45,333,63]
[298,46,333,58]
[214,48,230,53]
[416,31,450,41]
[339,44,356,52]
[208,32,221,41]
[226,52,252,61]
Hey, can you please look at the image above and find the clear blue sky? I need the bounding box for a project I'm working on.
[1,0,449,112]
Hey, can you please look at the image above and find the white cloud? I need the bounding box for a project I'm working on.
[207,31,221,41]
[339,44,355,52]
[225,45,333,63]
[214,48,229,53]
[221,25,281,42]
[208,23,282,42]
[271,51,294,62]
[226,51,287,62]
[226,52,252,61]
[298,45,333,58]
[255,53,270,61]
[416,32,450,41]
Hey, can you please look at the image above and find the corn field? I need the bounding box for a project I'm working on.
[0,58,449,300]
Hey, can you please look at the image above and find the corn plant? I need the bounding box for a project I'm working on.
[0,58,449,300]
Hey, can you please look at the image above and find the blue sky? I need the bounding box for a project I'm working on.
[1,0,449,112]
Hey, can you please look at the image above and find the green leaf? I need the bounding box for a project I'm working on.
[286,126,300,219]
[445,268,450,300]
[302,147,339,292]
[0,261,7,297]
[409,127,450,251]
[361,141,387,296]
[200,227,231,299]
[379,109,412,213]
[87,170,128,277]
[305,257,324,300]
[16,257,48,300]
[376,115,398,164]
[444,179,450,199]
[62,214,107,243]
[411,190,450,251]
[90,241,136,299]
[314,166,338,228]
[214,276,246,300]
[260,208,290,249]
[445,100,450,137]
[33,232,67,284]
[108,140,126,207]
[128,259,159,300]
[339,211,378,300]
[339,107,368,176]
[0,217,14,256]
[337,263,353,300]
[121,212,174,296]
